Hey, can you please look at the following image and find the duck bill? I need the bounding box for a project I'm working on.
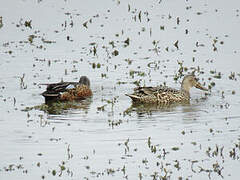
[195,82,208,91]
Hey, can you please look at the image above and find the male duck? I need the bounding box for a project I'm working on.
[126,74,208,104]
[41,76,92,103]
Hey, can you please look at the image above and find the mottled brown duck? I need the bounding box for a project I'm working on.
[126,74,208,104]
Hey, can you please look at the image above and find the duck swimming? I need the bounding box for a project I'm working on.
[41,76,92,103]
[126,74,208,104]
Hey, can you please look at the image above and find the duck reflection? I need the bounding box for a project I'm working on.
[124,97,208,121]
[124,101,190,117]
[35,97,92,115]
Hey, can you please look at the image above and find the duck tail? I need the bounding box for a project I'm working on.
[125,94,140,101]
[41,91,60,103]
[41,91,59,97]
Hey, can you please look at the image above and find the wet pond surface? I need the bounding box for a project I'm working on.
[0,0,240,179]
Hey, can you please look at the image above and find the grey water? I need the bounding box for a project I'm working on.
[0,0,240,179]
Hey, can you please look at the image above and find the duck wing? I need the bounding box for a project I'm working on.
[39,82,79,92]
[126,85,181,103]
[133,86,159,95]
[41,82,79,99]
[134,85,179,96]
[47,82,78,92]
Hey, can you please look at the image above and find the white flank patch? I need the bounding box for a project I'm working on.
[66,84,75,89]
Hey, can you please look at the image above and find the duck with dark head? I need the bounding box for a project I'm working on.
[41,76,92,103]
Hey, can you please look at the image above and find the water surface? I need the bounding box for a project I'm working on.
[0,0,240,179]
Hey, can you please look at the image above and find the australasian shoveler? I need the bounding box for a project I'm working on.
[126,74,208,104]
[41,76,92,103]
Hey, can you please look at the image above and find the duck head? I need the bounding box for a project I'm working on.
[181,74,208,93]
[79,76,90,87]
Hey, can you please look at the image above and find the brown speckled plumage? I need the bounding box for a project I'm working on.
[60,85,92,101]
[126,74,207,104]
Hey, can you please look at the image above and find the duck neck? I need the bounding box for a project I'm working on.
[181,83,191,96]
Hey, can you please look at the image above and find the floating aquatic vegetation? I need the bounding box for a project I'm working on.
[173,61,187,81]
[108,119,123,128]
[229,72,237,80]
[83,21,88,28]
[28,35,36,43]
[123,38,130,47]
[174,40,179,49]
[92,62,101,69]
[213,72,222,79]
[0,1,240,180]
[24,20,32,29]
[41,38,56,44]
[0,16,3,29]
[18,74,27,89]
[112,50,119,56]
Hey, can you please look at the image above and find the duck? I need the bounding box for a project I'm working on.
[41,76,92,103]
[126,74,208,104]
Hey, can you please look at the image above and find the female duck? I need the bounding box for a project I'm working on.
[126,74,208,104]
[41,76,92,103]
